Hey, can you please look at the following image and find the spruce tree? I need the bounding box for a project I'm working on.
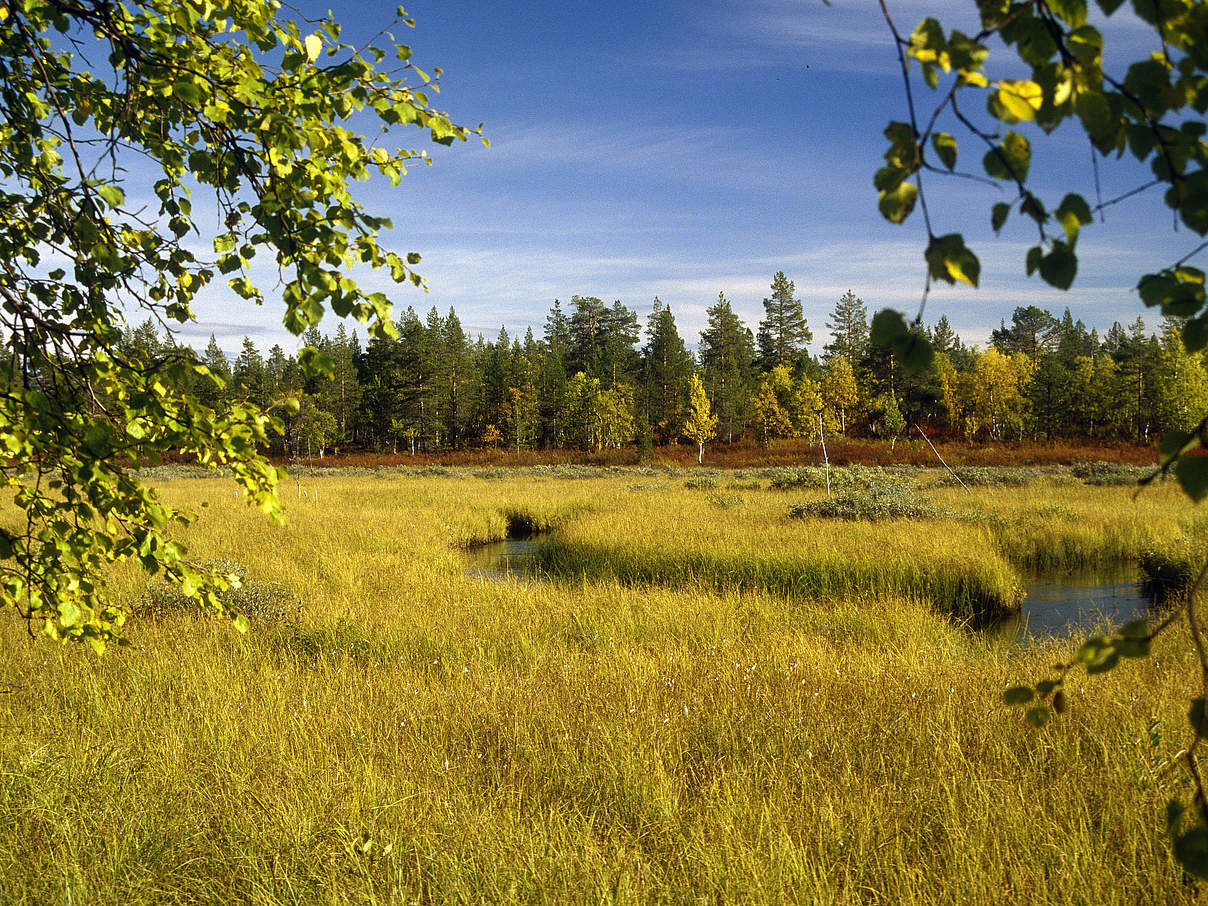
[641,298,694,445]
[699,292,757,443]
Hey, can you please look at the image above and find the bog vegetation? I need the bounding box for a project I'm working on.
[1,467,1206,903]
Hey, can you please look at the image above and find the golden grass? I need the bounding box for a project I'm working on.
[0,470,1203,904]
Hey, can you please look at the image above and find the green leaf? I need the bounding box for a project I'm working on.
[870,309,934,373]
[925,233,980,287]
[1075,635,1121,674]
[1025,706,1051,727]
[983,131,1031,182]
[173,79,201,105]
[1175,457,1208,501]
[298,347,334,379]
[870,309,908,347]
[931,132,957,171]
[1047,0,1087,27]
[995,80,1044,121]
[897,330,935,372]
[96,184,124,208]
[1185,317,1208,353]
[58,601,82,627]
[1177,172,1208,235]
[991,202,1010,232]
[1055,193,1093,243]
[1038,242,1078,290]
[878,182,918,225]
[1161,431,1194,459]
[1075,90,1116,148]
[1003,686,1035,704]
[1174,825,1208,880]
[874,165,906,193]
[1096,0,1126,12]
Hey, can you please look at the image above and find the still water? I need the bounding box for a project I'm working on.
[464,540,1155,644]
[464,539,543,580]
[1004,564,1152,642]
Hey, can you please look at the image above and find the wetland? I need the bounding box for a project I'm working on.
[1,464,1203,904]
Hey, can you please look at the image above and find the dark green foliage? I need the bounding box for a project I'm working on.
[641,299,694,445]
[823,290,870,364]
[756,272,812,370]
[699,293,758,444]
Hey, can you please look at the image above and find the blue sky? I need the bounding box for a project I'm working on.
[182,0,1191,354]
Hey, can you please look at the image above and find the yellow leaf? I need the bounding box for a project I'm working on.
[996,80,1043,121]
[304,34,322,63]
[1053,72,1073,107]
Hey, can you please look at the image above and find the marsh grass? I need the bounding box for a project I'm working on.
[0,470,1202,904]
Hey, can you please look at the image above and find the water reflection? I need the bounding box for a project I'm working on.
[994,564,1154,643]
[464,539,543,581]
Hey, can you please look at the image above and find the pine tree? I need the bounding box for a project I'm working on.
[991,306,1059,362]
[568,295,606,378]
[324,325,361,445]
[598,301,641,387]
[757,271,812,370]
[823,290,869,364]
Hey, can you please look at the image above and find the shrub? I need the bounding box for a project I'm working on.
[789,482,943,521]
[767,467,829,490]
[134,559,301,623]
[1071,461,1149,486]
[928,466,1042,488]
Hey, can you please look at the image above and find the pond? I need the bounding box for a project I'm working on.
[464,539,1158,644]
[464,538,544,581]
[999,564,1154,643]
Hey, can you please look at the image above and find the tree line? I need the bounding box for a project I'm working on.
[115,273,1208,457]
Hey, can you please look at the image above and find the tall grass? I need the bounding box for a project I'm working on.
[0,471,1201,903]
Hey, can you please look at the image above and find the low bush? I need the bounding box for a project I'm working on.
[928,466,1042,487]
[789,482,943,521]
[1072,461,1149,486]
[134,559,301,623]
